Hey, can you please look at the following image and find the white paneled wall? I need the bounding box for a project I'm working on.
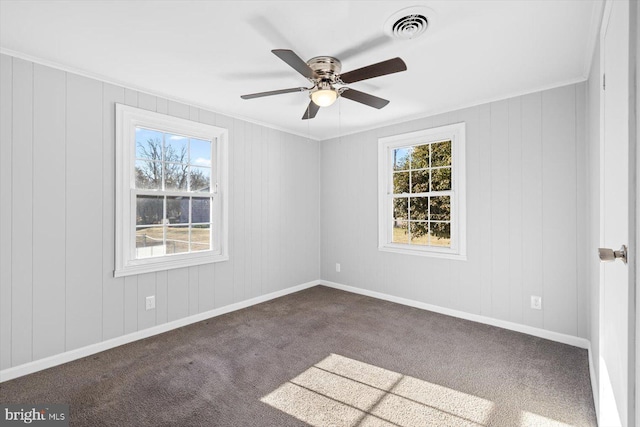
[0,54,320,370]
[321,83,588,337]
[0,51,592,372]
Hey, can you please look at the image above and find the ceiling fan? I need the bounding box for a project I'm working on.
[240,49,407,120]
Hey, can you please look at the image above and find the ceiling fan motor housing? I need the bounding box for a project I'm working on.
[307,56,342,83]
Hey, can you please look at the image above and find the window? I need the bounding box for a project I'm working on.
[378,123,466,259]
[115,104,228,277]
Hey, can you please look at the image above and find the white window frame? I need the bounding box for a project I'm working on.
[378,122,466,260]
[114,104,229,277]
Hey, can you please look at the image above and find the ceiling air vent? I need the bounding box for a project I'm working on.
[384,6,434,40]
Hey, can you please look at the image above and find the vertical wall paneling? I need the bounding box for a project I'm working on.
[167,100,189,120]
[198,263,215,312]
[477,104,493,317]
[0,55,13,369]
[102,83,126,340]
[188,266,199,315]
[360,130,384,294]
[167,268,189,322]
[11,58,33,365]
[32,64,66,360]
[137,272,156,331]
[542,86,578,336]
[266,128,281,293]
[155,271,168,325]
[261,128,273,294]
[124,89,138,109]
[489,100,510,321]
[137,92,157,112]
[507,97,524,324]
[249,124,263,298]
[189,106,199,122]
[156,97,168,114]
[231,118,246,302]
[521,92,544,328]
[243,122,253,300]
[123,275,138,334]
[575,82,588,339]
[65,74,103,350]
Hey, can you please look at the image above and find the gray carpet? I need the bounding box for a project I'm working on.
[0,286,596,427]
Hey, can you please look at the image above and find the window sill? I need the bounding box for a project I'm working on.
[114,252,228,277]
[378,245,467,261]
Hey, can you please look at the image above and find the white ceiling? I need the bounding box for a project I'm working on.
[0,0,601,140]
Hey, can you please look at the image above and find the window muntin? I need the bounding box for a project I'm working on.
[391,140,452,248]
[134,128,214,259]
[115,104,228,277]
[378,123,466,259]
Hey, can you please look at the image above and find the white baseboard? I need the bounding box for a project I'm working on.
[320,280,591,349]
[0,280,319,383]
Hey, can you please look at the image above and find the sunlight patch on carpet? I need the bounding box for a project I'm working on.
[261,354,495,427]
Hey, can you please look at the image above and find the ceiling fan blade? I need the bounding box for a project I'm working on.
[272,49,316,80]
[302,101,320,120]
[340,88,390,109]
[240,87,308,100]
[339,57,407,84]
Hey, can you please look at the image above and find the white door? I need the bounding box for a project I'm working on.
[599,1,633,426]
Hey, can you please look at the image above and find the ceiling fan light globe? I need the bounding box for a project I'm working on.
[311,89,338,107]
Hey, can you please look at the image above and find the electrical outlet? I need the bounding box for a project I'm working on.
[531,296,542,310]
[146,295,156,310]
[336,263,341,273]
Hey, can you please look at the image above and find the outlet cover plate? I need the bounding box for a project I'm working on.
[146,295,156,310]
[531,295,542,310]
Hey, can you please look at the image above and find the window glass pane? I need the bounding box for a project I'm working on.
[165,225,189,254]
[192,197,211,223]
[410,222,429,245]
[430,222,451,247]
[411,169,429,193]
[431,167,451,191]
[393,198,408,220]
[409,197,429,221]
[431,140,452,167]
[136,195,163,225]
[410,144,430,169]
[190,139,212,167]
[136,226,165,258]
[164,163,188,190]
[392,220,409,244]
[430,196,451,221]
[393,172,409,194]
[164,134,188,163]
[135,128,163,160]
[191,224,211,252]
[166,196,189,224]
[393,147,412,171]
[135,160,162,189]
[190,167,211,192]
